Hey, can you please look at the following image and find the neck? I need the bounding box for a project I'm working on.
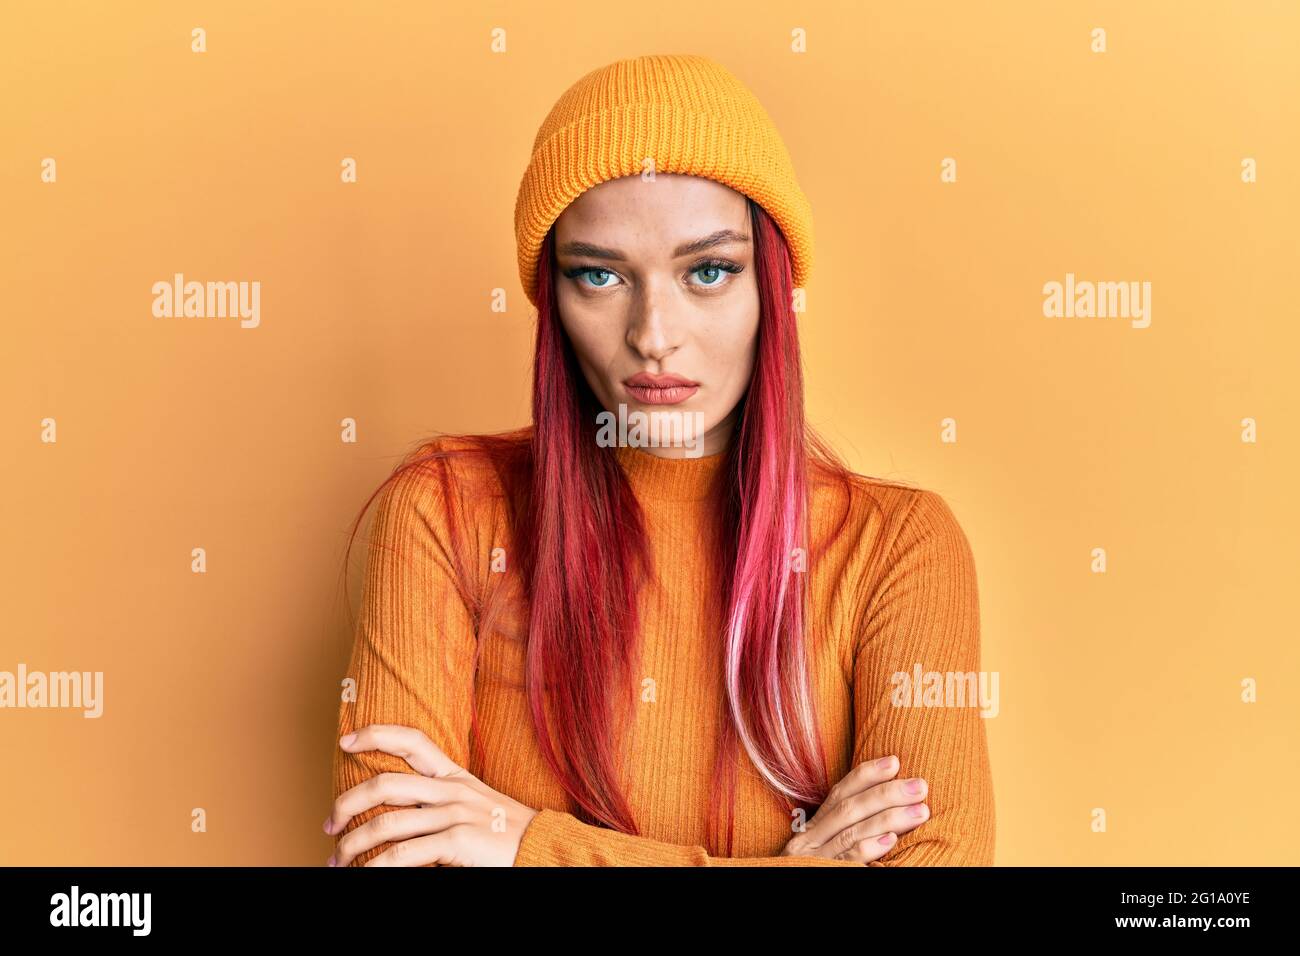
[629,407,738,459]
[613,443,726,503]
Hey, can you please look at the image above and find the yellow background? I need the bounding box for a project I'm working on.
[2,0,1296,865]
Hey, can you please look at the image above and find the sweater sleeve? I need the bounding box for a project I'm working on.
[853,489,996,866]
[513,809,865,867]
[332,456,480,867]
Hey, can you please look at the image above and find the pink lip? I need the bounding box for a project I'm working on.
[625,384,699,405]
[623,371,700,406]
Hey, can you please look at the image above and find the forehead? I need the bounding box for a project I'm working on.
[554,174,749,244]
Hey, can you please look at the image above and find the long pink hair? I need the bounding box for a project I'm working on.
[341,196,863,855]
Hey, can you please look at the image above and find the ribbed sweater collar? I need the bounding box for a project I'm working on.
[613,444,725,503]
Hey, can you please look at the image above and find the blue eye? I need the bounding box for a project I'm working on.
[689,258,743,287]
[564,266,622,289]
[562,259,742,291]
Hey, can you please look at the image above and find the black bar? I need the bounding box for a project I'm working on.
[0,865,1283,940]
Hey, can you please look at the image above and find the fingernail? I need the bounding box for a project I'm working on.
[907,804,927,818]
[340,733,357,748]
[322,818,333,834]
[327,855,337,867]
[905,778,924,794]
[876,756,895,770]
[877,833,895,846]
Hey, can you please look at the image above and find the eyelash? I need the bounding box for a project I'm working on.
[562,258,744,291]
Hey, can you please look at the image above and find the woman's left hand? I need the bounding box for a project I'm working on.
[325,723,538,867]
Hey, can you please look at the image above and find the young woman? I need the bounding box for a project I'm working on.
[324,53,995,866]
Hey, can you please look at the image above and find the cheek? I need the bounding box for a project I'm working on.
[557,298,621,379]
[705,308,760,392]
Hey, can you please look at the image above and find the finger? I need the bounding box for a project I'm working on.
[340,724,462,778]
[366,831,468,868]
[868,801,930,838]
[824,801,931,858]
[795,756,903,850]
[809,775,928,850]
[333,805,464,868]
[326,772,453,836]
[834,831,899,864]
[824,755,901,808]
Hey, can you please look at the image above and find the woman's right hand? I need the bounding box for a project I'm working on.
[780,755,928,863]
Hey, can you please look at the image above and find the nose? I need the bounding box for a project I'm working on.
[625,280,681,362]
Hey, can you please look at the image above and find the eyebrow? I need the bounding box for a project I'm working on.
[556,229,751,261]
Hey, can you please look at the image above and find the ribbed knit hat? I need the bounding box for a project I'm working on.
[513,53,814,308]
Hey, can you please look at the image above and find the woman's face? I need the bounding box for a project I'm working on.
[551,173,760,458]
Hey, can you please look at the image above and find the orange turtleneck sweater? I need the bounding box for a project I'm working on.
[333,432,995,866]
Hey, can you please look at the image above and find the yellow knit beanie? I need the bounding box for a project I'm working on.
[513,53,814,308]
